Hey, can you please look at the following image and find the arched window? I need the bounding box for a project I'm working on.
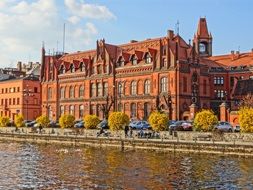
[69,105,74,115]
[145,53,152,64]
[80,62,85,72]
[98,83,102,96]
[118,103,123,112]
[59,65,65,74]
[130,103,136,118]
[131,55,138,65]
[91,83,96,97]
[69,86,74,98]
[79,105,84,118]
[118,82,124,96]
[131,81,137,95]
[144,102,151,120]
[103,82,108,96]
[60,87,65,99]
[144,80,150,94]
[48,87,52,100]
[79,86,84,97]
[160,77,168,93]
[60,105,65,116]
[70,64,75,73]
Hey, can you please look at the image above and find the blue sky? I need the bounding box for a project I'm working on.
[0,0,252,67]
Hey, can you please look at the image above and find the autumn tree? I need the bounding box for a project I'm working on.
[0,116,10,127]
[193,109,218,132]
[148,111,168,131]
[238,107,253,133]
[15,114,24,128]
[36,115,50,128]
[108,112,129,131]
[84,115,100,129]
[59,114,75,128]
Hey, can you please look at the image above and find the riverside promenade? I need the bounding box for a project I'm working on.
[0,127,253,157]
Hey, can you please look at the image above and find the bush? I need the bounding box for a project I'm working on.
[193,109,218,132]
[84,115,100,129]
[0,116,10,127]
[59,114,75,128]
[239,107,253,133]
[36,115,50,128]
[148,111,168,131]
[15,114,24,128]
[108,112,130,131]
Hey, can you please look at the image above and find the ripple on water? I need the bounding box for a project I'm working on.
[0,142,252,189]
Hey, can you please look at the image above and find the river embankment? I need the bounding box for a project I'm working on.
[0,127,253,157]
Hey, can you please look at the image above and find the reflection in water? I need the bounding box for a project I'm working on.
[0,142,252,189]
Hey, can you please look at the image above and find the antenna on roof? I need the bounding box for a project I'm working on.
[238,46,240,52]
[63,23,66,53]
[56,41,59,53]
[175,20,180,35]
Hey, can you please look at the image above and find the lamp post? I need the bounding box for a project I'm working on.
[23,85,33,120]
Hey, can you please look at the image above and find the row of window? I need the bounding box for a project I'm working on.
[0,87,38,94]
[116,53,152,68]
[57,86,85,100]
[1,98,20,106]
[214,90,227,98]
[214,77,224,85]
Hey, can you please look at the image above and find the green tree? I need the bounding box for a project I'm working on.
[108,112,130,131]
[193,109,218,132]
[0,116,10,127]
[238,107,253,133]
[84,115,100,129]
[148,111,168,131]
[36,115,50,128]
[59,114,75,128]
[15,114,24,128]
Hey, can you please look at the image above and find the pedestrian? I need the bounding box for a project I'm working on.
[129,127,133,138]
[124,125,129,138]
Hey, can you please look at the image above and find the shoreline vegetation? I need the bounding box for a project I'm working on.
[0,127,252,157]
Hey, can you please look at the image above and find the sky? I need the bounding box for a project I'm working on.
[0,0,252,68]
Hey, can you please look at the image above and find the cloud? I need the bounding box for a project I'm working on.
[64,0,116,20]
[0,0,115,67]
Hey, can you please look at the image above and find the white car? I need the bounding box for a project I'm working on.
[214,121,233,132]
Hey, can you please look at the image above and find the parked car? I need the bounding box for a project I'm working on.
[74,121,84,128]
[214,121,233,132]
[129,120,151,130]
[169,120,193,132]
[233,125,240,132]
[48,121,60,128]
[97,120,109,129]
[25,120,37,127]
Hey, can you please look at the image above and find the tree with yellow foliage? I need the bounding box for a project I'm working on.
[0,116,10,127]
[238,107,253,133]
[108,112,129,131]
[36,115,50,128]
[148,111,168,131]
[193,109,218,131]
[59,114,75,128]
[15,114,24,128]
[84,115,100,129]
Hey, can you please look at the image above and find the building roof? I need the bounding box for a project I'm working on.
[195,18,211,39]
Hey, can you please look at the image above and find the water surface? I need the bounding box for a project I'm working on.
[0,141,252,189]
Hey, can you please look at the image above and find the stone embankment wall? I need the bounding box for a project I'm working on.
[0,127,253,156]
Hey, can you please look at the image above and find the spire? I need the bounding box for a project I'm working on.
[40,41,46,81]
[196,18,210,38]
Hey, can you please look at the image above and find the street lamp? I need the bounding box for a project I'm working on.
[23,85,33,120]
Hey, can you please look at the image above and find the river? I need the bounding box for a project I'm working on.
[0,141,252,189]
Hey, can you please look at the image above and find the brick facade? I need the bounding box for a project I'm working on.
[41,18,253,124]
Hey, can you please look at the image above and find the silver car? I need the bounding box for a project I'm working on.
[214,121,233,132]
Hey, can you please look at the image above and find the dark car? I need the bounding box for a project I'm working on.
[48,121,60,128]
[26,120,37,127]
[169,121,193,132]
[234,125,240,132]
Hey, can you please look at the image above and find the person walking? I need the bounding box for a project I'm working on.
[124,125,129,138]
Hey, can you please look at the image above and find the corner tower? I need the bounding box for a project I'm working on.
[193,18,212,57]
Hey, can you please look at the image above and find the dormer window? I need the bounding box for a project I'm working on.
[80,62,85,72]
[131,55,138,65]
[97,65,102,74]
[59,65,65,74]
[117,57,125,67]
[70,64,75,73]
[145,53,152,64]
[161,58,167,68]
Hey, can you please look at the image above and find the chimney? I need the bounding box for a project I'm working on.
[167,30,174,39]
[17,61,22,71]
[130,40,138,43]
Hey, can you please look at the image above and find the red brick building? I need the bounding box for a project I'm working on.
[0,76,41,121]
[41,18,253,123]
